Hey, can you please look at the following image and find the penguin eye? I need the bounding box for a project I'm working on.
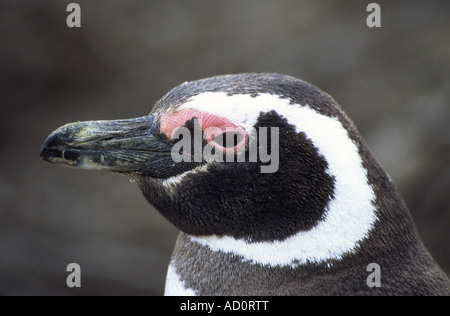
[159,109,248,153]
[212,132,244,148]
[206,127,248,153]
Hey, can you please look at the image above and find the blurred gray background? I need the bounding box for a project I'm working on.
[0,0,449,295]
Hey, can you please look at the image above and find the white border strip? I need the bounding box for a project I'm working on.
[178,92,377,267]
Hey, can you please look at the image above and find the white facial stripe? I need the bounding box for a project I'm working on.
[161,174,186,188]
[164,264,197,296]
[160,165,208,190]
[180,92,377,266]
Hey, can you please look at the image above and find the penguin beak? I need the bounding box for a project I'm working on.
[40,115,174,177]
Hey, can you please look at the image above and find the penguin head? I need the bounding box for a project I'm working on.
[41,73,379,266]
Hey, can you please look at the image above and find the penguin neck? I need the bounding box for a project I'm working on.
[186,154,379,268]
[165,232,367,296]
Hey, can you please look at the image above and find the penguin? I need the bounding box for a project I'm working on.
[40,73,449,296]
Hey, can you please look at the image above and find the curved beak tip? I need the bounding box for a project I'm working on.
[39,115,173,175]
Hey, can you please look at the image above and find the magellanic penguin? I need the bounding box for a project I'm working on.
[40,73,449,296]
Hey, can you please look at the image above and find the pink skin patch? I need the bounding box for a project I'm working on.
[160,109,248,153]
